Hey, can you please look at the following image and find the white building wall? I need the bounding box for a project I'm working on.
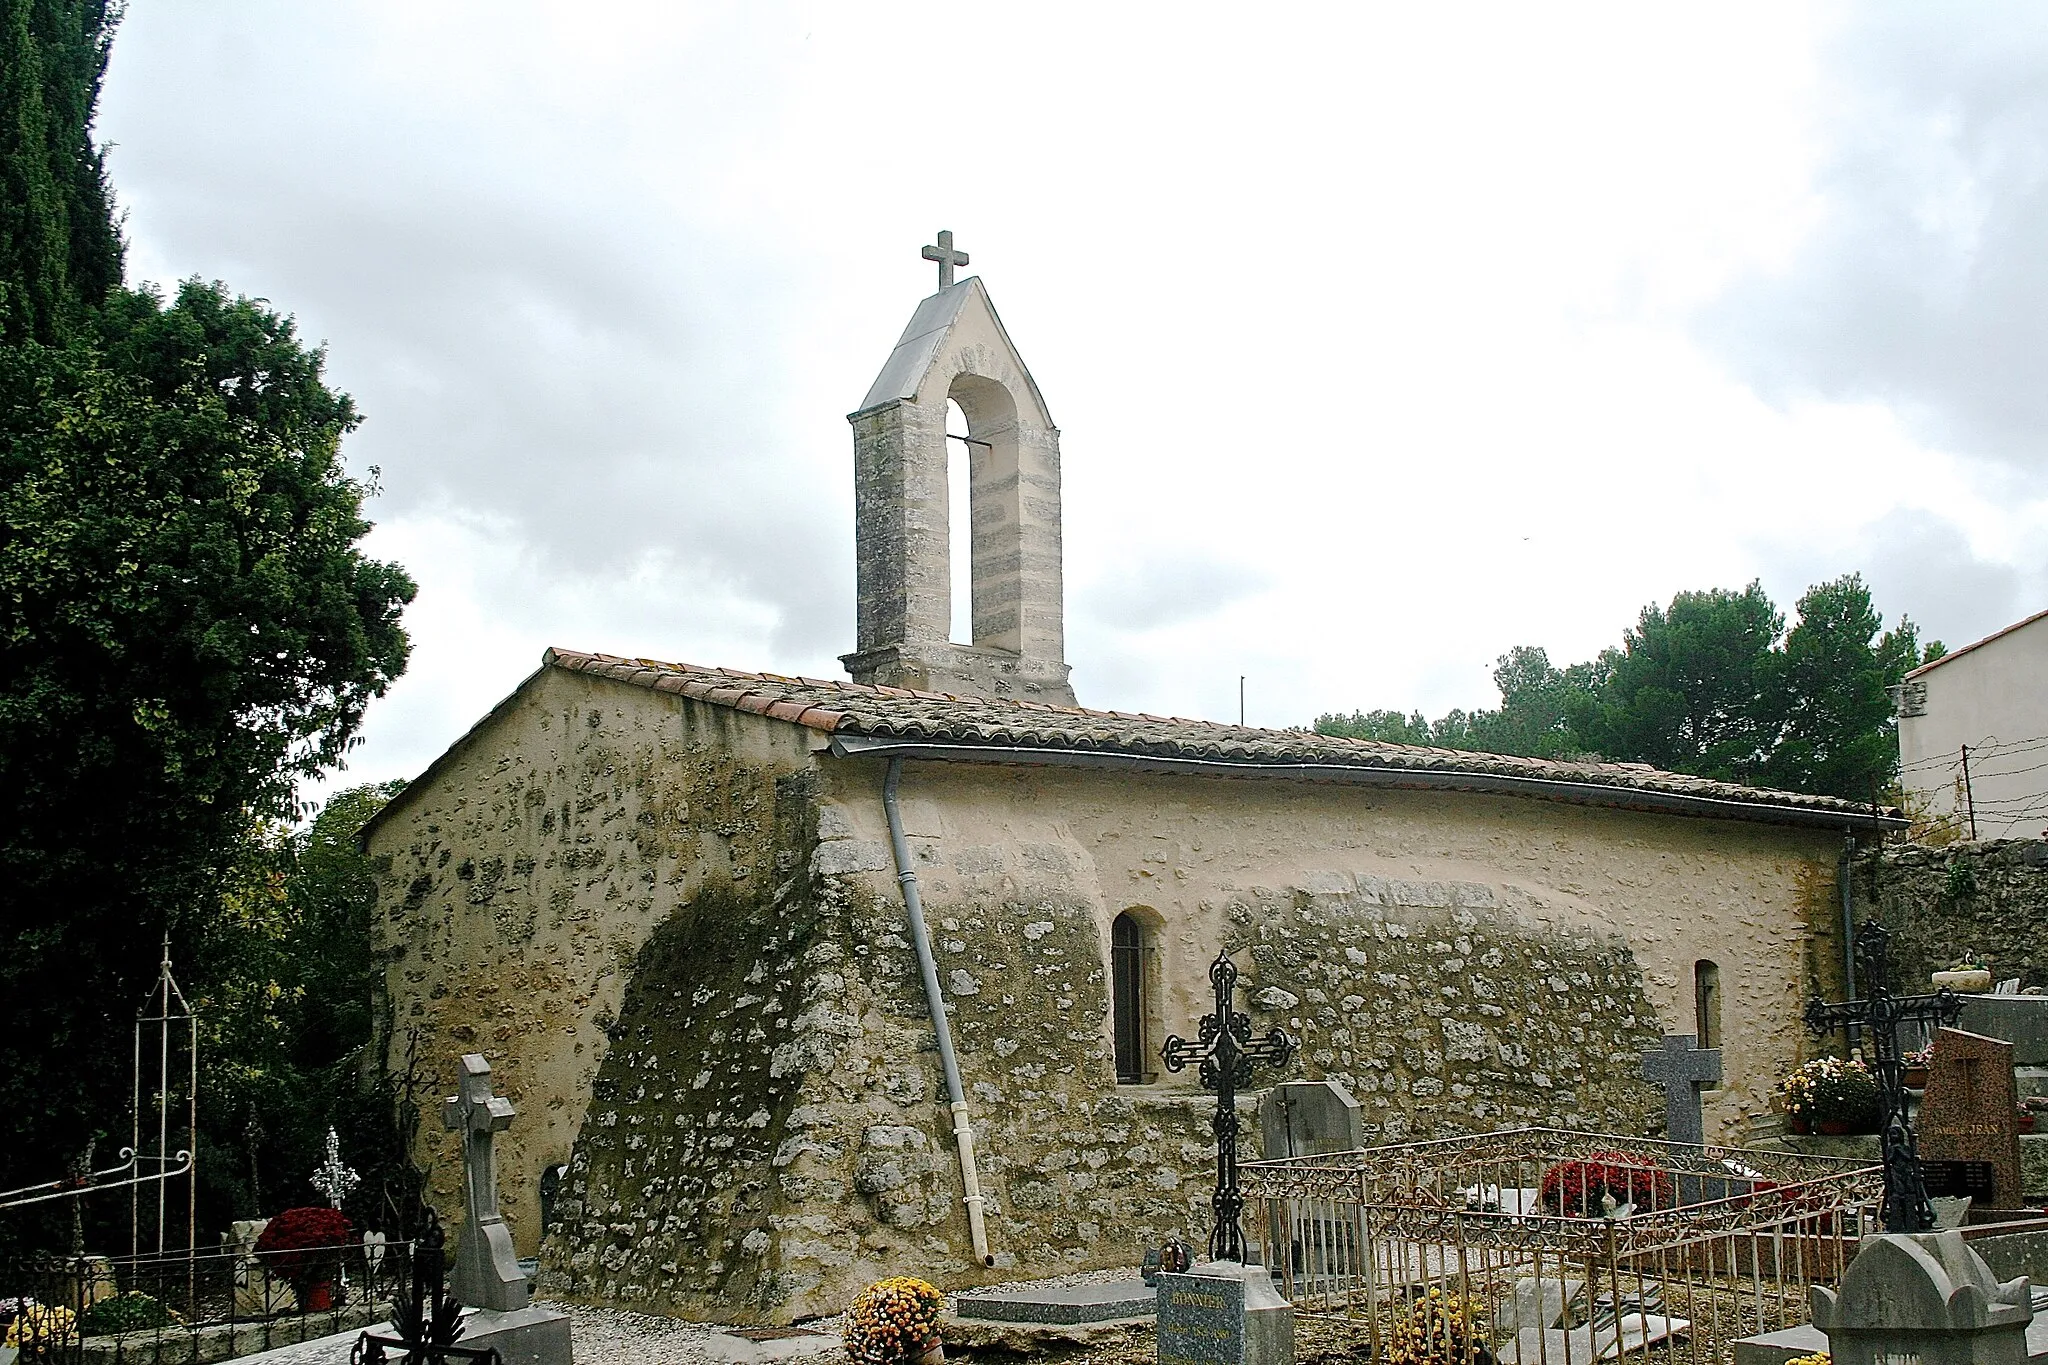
[1898,610,2048,841]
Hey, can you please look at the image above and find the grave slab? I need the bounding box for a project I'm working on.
[1921,1028,2024,1209]
[953,1276,1154,1324]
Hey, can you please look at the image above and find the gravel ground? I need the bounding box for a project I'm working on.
[233,1271,1149,1365]
[237,1301,846,1365]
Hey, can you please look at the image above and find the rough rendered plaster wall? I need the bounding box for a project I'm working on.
[818,760,1845,1161]
[367,669,817,1257]
[759,807,1240,1319]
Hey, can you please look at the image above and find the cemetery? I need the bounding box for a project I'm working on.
[7,13,2048,1365]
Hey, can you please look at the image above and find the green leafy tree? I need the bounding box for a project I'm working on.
[192,783,420,1230]
[1760,574,1935,800]
[0,0,124,340]
[0,2,416,1226]
[0,281,414,1233]
[1315,707,1435,745]
[1313,578,1939,801]
[1317,647,1606,758]
[1585,582,1784,781]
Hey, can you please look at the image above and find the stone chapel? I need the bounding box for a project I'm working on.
[362,239,1891,1323]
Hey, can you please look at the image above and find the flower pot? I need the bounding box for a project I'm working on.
[1933,969,1993,993]
[1903,1066,1929,1089]
[2020,1114,2038,1134]
[1817,1119,1855,1136]
[299,1281,335,1312]
[919,1338,945,1365]
[1786,1116,1811,1135]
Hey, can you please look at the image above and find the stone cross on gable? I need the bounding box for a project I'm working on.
[1642,1033,1721,1148]
[441,1054,529,1311]
[921,229,969,289]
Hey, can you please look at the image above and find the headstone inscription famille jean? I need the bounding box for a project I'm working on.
[1918,1028,2023,1211]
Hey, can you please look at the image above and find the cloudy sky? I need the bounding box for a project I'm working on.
[98,3,2048,804]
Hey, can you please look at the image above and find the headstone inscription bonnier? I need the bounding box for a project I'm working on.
[1156,1262,1293,1365]
[1919,1028,2023,1210]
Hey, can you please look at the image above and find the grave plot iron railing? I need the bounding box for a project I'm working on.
[1242,1125,1884,1365]
[0,1238,413,1365]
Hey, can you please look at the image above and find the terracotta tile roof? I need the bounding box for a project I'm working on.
[545,648,1887,826]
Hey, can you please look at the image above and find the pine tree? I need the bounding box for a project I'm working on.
[0,0,124,341]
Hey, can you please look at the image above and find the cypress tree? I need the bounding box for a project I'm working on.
[0,0,123,341]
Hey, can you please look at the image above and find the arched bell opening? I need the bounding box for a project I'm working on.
[946,372,1022,655]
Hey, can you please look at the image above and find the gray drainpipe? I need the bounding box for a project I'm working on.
[881,756,993,1267]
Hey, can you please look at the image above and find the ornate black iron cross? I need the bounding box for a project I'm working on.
[1804,918,1962,1233]
[1160,950,1297,1262]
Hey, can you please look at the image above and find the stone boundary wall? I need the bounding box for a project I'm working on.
[1853,840,2048,989]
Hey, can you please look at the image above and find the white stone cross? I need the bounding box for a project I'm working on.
[1641,1033,1721,1148]
[441,1053,529,1310]
[922,229,969,288]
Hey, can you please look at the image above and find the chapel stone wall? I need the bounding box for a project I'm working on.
[365,669,818,1261]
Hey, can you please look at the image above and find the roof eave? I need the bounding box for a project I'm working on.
[826,735,1903,833]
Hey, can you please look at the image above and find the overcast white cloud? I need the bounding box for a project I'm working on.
[93,2,2048,806]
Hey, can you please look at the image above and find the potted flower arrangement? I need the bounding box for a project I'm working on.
[1777,1057,1880,1134]
[2021,1097,2048,1134]
[1537,1150,1675,1216]
[1933,957,1993,993]
[1902,1047,1932,1090]
[255,1207,354,1312]
[844,1277,946,1365]
[1811,1057,1880,1134]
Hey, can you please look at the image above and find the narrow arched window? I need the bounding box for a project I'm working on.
[1112,912,1149,1084]
[1694,959,1722,1049]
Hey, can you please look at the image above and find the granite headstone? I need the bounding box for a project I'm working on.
[1259,1081,1363,1159]
[1920,1028,2023,1210]
[1810,1230,2031,1365]
[1641,1034,1722,1148]
[1157,1262,1292,1365]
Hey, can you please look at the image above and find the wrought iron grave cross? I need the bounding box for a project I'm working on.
[922,229,969,289]
[1160,951,1297,1262]
[1804,919,1962,1233]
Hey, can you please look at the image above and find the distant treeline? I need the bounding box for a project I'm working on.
[1316,575,1942,802]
